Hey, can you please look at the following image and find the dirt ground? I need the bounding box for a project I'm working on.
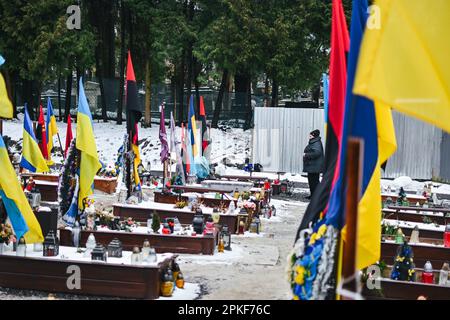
[181,199,307,300]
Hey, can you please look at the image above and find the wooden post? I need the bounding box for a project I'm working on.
[56,133,65,160]
[162,160,167,189]
[341,137,363,297]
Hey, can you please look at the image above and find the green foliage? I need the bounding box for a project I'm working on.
[151,210,161,233]
[0,0,95,81]
[0,0,348,104]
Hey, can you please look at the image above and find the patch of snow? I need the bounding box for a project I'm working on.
[177,244,245,266]
[383,219,445,232]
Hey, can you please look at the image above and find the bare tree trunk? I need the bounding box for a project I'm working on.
[194,58,201,116]
[223,72,231,112]
[264,75,269,107]
[186,50,193,112]
[117,0,126,125]
[58,75,62,121]
[178,54,185,126]
[64,73,72,122]
[271,78,278,107]
[144,59,151,127]
[211,69,228,128]
[244,77,253,131]
[95,49,108,122]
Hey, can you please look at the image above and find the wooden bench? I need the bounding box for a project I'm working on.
[0,247,176,299]
[21,173,118,194]
[382,194,427,205]
[381,240,450,267]
[113,203,245,234]
[383,207,448,225]
[59,228,216,255]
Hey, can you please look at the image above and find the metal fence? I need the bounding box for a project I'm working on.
[252,107,450,181]
[29,78,271,125]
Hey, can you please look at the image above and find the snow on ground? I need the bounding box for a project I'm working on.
[3,116,251,172]
[381,176,450,196]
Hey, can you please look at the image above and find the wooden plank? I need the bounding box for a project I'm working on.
[35,181,59,202]
[388,205,450,214]
[382,194,427,205]
[363,278,450,300]
[341,138,362,295]
[154,191,239,209]
[383,209,447,225]
[381,241,450,267]
[171,185,234,194]
[0,254,174,299]
[113,204,241,234]
[21,173,117,194]
[59,228,216,255]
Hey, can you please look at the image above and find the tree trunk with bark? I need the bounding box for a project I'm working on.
[271,78,278,107]
[178,54,185,125]
[64,73,72,122]
[211,69,229,128]
[244,77,253,131]
[144,59,151,127]
[58,76,62,121]
[117,0,126,125]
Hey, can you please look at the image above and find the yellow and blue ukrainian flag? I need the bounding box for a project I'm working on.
[326,0,396,270]
[46,97,58,160]
[20,104,49,173]
[0,70,13,119]
[354,0,450,134]
[76,77,101,209]
[0,135,44,242]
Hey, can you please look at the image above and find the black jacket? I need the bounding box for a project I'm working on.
[303,136,324,173]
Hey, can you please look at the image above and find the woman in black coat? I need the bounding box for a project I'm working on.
[303,129,324,199]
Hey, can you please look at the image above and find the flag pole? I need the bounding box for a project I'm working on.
[340,137,363,299]
[56,132,65,160]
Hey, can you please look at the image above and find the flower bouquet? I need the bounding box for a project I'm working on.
[174,201,187,209]
[243,201,257,218]
[120,217,141,232]
[0,223,16,253]
[97,164,118,178]
[243,201,256,211]
[97,210,120,230]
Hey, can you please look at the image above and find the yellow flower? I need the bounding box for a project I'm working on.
[317,224,327,238]
[293,295,300,300]
[308,233,318,245]
[295,266,305,285]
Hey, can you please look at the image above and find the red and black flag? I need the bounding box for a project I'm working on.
[295,0,349,238]
[125,51,142,189]
[36,104,49,160]
[199,96,210,155]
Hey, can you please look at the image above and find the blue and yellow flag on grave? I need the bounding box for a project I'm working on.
[20,105,49,173]
[326,0,397,270]
[46,97,58,159]
[0,135,44,243]
[76,78,101,209]
[354,0,450,133]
